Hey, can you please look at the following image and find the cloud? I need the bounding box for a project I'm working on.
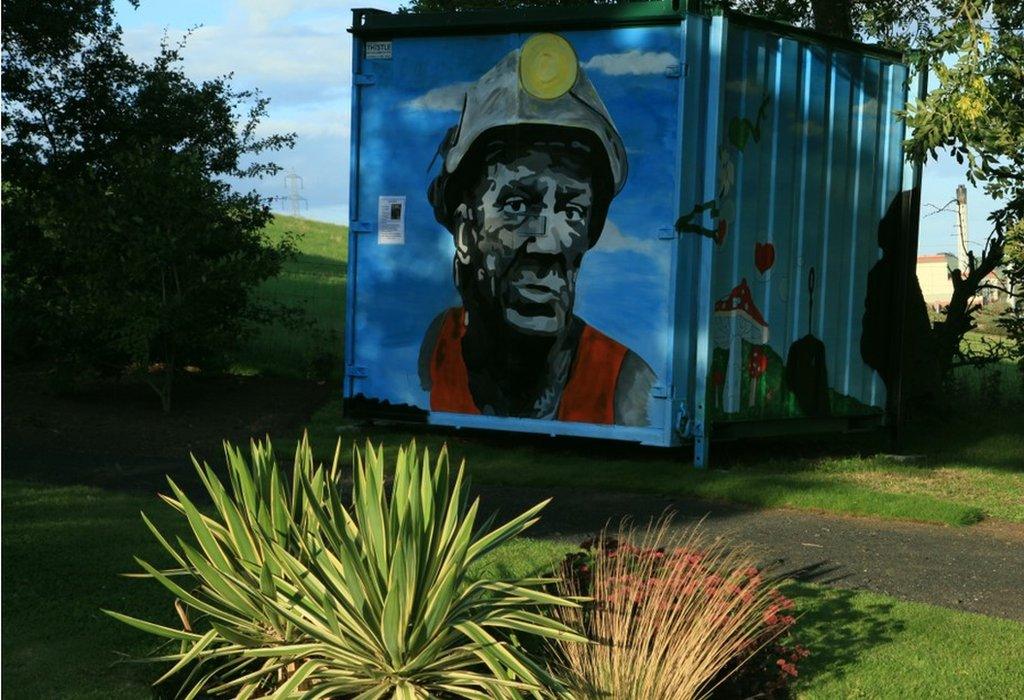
[403,82,472,112]
[123,22,348,88]
[235,0,362,31]
[256,102,349,139]
[582,50,677,76]
[594,219,661,258]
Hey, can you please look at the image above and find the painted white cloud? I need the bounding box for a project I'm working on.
[403,82,472,112]
[582,50,677,76]
[594,219,662,259]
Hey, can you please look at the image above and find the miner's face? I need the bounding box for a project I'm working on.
[455,143,593,336]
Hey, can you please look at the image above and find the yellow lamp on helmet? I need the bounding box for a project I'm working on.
[519,33,579,99]
[428,32,629,246]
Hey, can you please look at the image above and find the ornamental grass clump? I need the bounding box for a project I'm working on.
[107,436,585,698]
[553,518,803,700]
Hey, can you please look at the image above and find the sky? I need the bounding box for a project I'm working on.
[114,0,998,256]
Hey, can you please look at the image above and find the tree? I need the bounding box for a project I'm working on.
[2,0,297,411]
[900,1,1023,382]
[726,1,1023,394]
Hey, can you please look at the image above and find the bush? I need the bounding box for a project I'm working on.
[107,437,584,698]
[3,2,297,411]
[554,519,807,699]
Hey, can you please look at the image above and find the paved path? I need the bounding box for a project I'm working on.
[474,484,1024,622]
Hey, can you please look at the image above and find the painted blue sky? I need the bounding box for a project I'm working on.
[114,0,999,257]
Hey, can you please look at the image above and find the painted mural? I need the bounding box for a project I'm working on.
[347,27,680,434]
[348,16,913,446]
[697,28,909,422]
[418,34,654,426]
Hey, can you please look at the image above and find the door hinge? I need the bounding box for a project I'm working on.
[664,63,682,78]
[350,221,373,233]
[346,365,368,378]
[651,383,671,399]
[658,225,676,240]
[354,74,376,86]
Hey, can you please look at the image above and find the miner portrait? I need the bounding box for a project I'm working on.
[419,33,655,426]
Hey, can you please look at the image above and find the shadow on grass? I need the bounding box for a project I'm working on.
[308,407,989,525]
[236,250,347,382]
[315,397,1024,473]
[1,481,185,699]
[783,581,906,689]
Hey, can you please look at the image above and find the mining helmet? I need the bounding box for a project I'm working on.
[428,33,628,246]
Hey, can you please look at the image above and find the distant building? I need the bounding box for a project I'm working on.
[917,253,1007,310]
[917,254,958,310]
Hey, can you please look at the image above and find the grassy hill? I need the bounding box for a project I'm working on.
[231,215,348,380]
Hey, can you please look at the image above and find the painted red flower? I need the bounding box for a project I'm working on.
[715,219,728,246]
[755,241,775,273]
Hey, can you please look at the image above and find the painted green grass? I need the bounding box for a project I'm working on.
[231,215,348,380]
[308,405,1024,525]
[3,480,1022,698]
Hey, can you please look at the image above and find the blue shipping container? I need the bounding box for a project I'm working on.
[345,4,923,466]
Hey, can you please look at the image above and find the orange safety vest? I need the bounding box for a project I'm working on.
[428,307,628,424]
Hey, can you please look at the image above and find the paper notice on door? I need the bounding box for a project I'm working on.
[377,196,406,245]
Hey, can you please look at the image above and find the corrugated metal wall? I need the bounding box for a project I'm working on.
[706,21,908,421]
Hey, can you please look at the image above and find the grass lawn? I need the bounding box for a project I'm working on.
[306,404,1024,526]
[3,480,1022,698]
[787,582,1024,698]
[223,215,1022,526]
[231,215,348,380]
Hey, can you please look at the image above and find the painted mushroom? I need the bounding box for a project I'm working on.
[748,346,769,407]
[712,279,769,413]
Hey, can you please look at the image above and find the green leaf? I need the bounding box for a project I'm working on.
[102,610,201,641]
[270,659,318,699]
[154,629,220,685]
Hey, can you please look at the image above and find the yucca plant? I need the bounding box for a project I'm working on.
[552,518,786,700]
[107,436,585,698]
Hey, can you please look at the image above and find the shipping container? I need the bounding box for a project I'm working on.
[345,1,924,466]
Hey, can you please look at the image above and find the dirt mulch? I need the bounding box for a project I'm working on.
[2,365,333,486]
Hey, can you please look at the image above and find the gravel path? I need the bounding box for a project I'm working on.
[473,484,1024,622]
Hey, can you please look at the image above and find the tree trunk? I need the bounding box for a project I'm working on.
[160,357,174,413]
[931,242,1005,379]
[810,0,854,39]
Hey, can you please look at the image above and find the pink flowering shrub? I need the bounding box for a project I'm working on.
[559,533,809,698]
